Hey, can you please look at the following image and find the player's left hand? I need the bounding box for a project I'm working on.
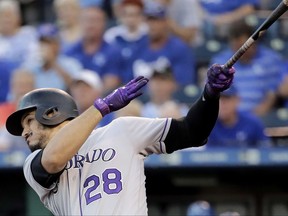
[206,64,235,97]
[94,76,149,116]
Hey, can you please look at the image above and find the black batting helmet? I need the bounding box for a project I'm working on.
[6,88,79,136]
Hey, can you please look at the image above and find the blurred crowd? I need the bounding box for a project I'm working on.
[186,200,240,216]
[1,0,288,157]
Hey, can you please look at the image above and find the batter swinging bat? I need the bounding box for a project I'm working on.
[224,0,288,69]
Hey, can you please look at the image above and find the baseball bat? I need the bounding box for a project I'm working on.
[224,0,288,69]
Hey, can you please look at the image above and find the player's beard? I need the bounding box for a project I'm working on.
[28,134,48,152]
[29,142,42,152]
[28,125,51,152]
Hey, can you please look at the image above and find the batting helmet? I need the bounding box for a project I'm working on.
[6,88,79,136]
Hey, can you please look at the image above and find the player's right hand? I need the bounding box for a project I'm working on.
[206,64,235,97]
[94,76,149,116]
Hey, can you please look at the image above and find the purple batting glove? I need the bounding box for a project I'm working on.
[206,64,235,97]
[94,76,149,116]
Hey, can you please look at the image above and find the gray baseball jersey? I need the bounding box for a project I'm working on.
[24,117,172,215]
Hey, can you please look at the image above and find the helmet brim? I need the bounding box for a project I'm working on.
[6,107,36,136]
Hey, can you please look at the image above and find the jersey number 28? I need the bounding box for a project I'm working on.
[84,168,123,205]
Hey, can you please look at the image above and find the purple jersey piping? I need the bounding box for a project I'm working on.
[78,168,83,216]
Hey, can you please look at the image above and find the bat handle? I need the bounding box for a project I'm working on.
[223,37,255,69]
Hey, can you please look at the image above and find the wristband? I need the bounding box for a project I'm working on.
[94,98,110,117]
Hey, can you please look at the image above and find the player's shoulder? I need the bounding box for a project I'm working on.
[99,116,169,135]
[106,116,151,128]
[24,150,40,166]
[93,117,129,131]
[109,116,141,125]
[23,150,41,175]
[89,117,135,138]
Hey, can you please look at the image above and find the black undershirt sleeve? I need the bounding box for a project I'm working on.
[165,86,219,153]
[31,150,65,188]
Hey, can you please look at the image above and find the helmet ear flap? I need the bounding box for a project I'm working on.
[42,107,61,120]
[35,106,65,126]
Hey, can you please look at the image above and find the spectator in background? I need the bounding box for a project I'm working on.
[32,24,82,90]
[276,62,288,109]
[69,70,114,127]
[0,69,35,154]
[80,0,115,27]
[206,85,272,148]
[115,99,143,117]
[199,0,259,26]
[150,0,204,46]
[0,0,40,68]
[0,69,35,128]
[0,61,18,103]
[65,4,124,92]
[158,100,187,118]
[186,200,215,216]
[104,0,148,84]
[199,0,259,40]
[79,0,104,8]
[111,0,124,21]
[211,19,283,116]
[141,66,188,118]
[53,0,82,53]
[132,1,196,86]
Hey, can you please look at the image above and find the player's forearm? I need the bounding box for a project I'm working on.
[165,87,219,153]
[164,65,234,153]
[42,106,102,173]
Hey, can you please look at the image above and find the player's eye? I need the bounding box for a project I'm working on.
[26,118,33,125]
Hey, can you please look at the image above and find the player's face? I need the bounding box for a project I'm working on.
[21,111,52,152]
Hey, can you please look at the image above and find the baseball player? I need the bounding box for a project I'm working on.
[6,64,234,215]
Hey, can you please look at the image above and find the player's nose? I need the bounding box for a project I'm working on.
[22,127,30,138]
